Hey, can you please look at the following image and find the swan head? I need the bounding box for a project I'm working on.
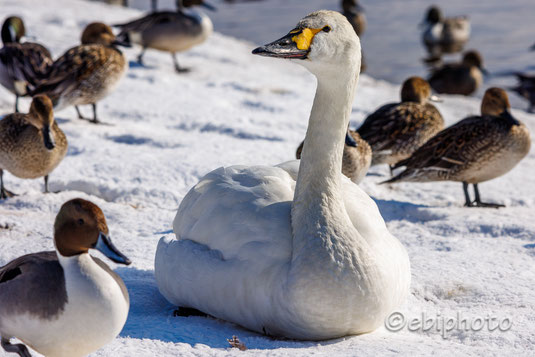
[252,10,361,78]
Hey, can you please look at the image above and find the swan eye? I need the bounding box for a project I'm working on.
[322,26,331,33]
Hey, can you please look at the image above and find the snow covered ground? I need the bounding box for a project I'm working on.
[0,0,534,355]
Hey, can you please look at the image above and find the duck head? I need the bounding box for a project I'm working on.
[480,87,518,124]
[1,16,25,44]
[400,76,439,104]
[462,50,487,74]
[27,95,56,150]
[179,0,216,11]
[81,22,130,47]
[54,199,131,265]
[342,0,364,13]
[252,10,361,78]
[423,6,443,25]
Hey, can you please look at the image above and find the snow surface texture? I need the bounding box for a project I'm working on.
[0,0,534,356]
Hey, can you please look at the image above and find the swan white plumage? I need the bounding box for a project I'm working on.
[155,10,411,340]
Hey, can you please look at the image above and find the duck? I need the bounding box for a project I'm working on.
[0,198,131,357]
[383,88,531,208]
[0,95,67,199]
[509,72,535,113]
[155,10,410,340]
[421,5,470,53]
[31,23,129,124]
[428,50,486,96]
[0,16,53,112]
[357,76,444,171]
[341,0,366,37]
[296,129,372,183]
[114,0,215,73]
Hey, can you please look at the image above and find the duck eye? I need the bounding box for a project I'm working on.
[322,26,331,33]
[78,219,84,225]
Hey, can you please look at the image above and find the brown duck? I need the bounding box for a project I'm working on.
[383,88,531,208]
[32,23,129,124]
[0,95,67,199]
[357,76,444,171]
[0,16,53,112]
[428,50,486,96]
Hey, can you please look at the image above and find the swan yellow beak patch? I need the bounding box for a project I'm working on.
[291,28,322,50]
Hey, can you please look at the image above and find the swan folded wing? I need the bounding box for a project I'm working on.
[173,165,296,263]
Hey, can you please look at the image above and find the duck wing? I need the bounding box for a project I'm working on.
[0,251,67,319]
[358,102,442,152]
[386,116,508,182]
[31,44,107,104]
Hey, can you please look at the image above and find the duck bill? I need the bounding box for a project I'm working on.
[95,232,132,265]
[112,38,132,48]
[252,31,309,60]
[42,126,56,150]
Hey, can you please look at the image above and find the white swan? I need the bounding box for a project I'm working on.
[155,10,410,340]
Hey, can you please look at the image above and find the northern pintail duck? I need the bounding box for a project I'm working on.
[296,129,372,183]
[421,5,470,53]
[0,198,130,357]
[0,16,53,112]
[341,0,366,37]
[509,73,535,113]
[384,88,531,208]
[0,95,67,199]
[32,23,128,124]
[357,76,444,170]
[114,0,214,73]
[156,11,410,340]
[428,50,486,96]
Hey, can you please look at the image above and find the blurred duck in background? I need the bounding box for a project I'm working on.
[428,50,486,96]
[384,88,531,208]
[114,0,215,73]
[0,16,53,112]
[357,76,444,173]
[341,0,366,36]
[31,23,129,124]
[421,5,470,61]
[509,73,535,113]
[341,0,366,72]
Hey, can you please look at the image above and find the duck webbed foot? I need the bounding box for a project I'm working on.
[172,53,190,73]
[173,307,208,317]
[1,338,32,357]
[463,183,505,208]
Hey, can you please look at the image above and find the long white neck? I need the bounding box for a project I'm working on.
[291,65,359,252]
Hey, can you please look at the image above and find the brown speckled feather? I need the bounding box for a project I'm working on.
[32,44,126,108]
[358,102,444,166]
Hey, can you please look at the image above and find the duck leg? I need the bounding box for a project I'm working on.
[14,95,20,113]
[137,48,146,66]
[462,182,472,207]
[172,53,190,73]
[44,175,49,193]
[1,338,32,357]
[90,103,100,124]
[471,183,505,208]
[151,0,157,11]
[75,105,85,119]
[0,170,16,199]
